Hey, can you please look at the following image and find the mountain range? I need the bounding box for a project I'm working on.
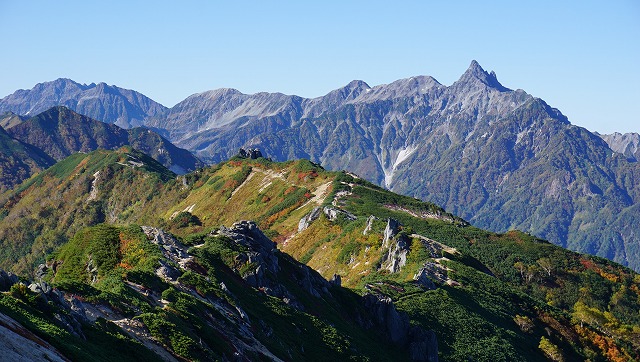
[0,78,166,128]
[1,62,639,273]
[0,151,637,361]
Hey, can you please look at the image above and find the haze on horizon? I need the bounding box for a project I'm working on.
[0,1,638,134]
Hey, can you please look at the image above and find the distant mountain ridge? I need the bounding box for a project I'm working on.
[144,61,640,271]
[0,78,167,128]
[0,126,54,191]
[597,131,640,162]
[3,63,640,272]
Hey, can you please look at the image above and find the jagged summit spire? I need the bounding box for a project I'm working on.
[456,60,510,91]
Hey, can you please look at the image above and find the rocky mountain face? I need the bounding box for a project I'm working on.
[0,125,55,191]
[597,131,640,162]
[144,61,640,271]
[0,155,637,361]
[0,78,167,128]
[7,106,204,175]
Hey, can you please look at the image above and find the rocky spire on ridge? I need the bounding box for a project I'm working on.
[455,60,510,92]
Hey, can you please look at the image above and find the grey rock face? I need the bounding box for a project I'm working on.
[413,263,446,289]
[380,218,410,273]
[323,206,357,222]
[0,79,167,128]
[298,206,322,232]
[362,293,409,344]
[0,312,70,362]
[361,293,439,361]
[217,221,277,254]
[214,221,332,310]
[363,215,377,235]
[597,132,640,161]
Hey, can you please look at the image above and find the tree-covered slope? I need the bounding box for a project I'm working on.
[7,106,204,175]
[0,155,638,361]
[0,125,54,192]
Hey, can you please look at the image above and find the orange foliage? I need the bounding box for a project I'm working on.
[580,258,597,271]
[576,325,628,362]
[297,171,318,180]
[118,262,133,270]
[598,271,620,283]
[223,179,239,190]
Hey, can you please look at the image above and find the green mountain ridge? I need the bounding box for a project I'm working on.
[7,106,204,175]
[0,150,638,361]
[0,125,55,191]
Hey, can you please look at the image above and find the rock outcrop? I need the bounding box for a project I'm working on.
[298,206,322,231]
[362,293,438,362]
[0,269,19,291]
[323,206,357,222]
[380,218,410,273]
[237,148,264,159]
[214,221,330,310]
[363,215,377,235]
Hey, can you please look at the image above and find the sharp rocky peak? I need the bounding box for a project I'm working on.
[455,60,510,92]
[337,79,371,96]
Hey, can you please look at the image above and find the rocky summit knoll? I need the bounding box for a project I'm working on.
[3,62,640,272]
[0,153,638,361]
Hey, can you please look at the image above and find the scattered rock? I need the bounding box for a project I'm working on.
[156,259,182,282]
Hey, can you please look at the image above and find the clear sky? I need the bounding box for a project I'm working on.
[1,1,638,133]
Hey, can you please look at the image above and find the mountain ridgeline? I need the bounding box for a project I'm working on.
[1,62,639,273]
[0,79,166,128]
[0,152,639,361]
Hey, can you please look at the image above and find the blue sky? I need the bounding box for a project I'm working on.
[1,1,638,133]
